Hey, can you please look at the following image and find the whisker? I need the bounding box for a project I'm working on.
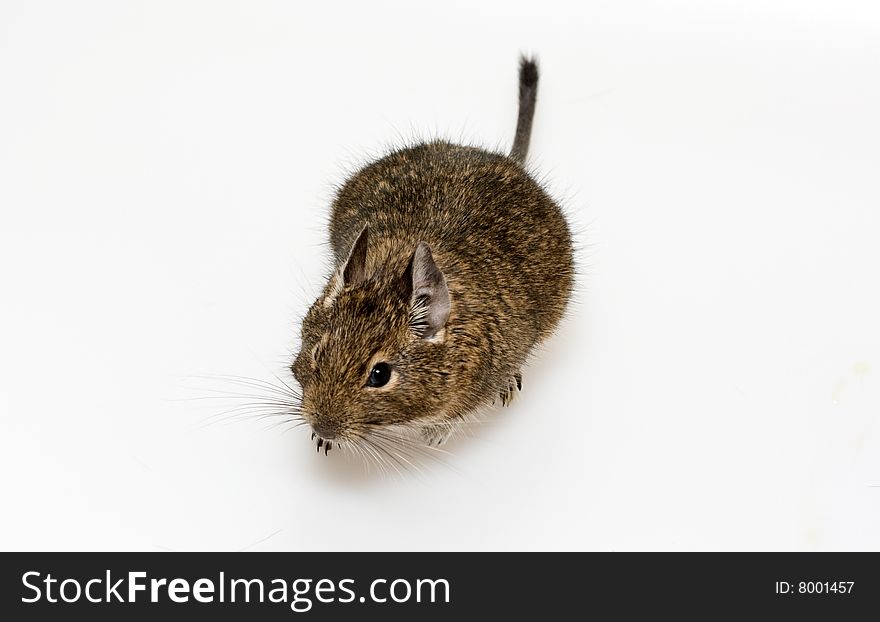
[196,410,297,430]
[173,390,299,405]
[271,372,302,399]
[190,373,301,397]
[183,373,304,434]
[355,433,399,477]
[365,427,460,474]
[366,432,425,477]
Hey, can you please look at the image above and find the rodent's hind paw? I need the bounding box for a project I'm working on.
[498,372,523,407]
[421,424,454,447]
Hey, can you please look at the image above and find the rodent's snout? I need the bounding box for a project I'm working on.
[309,417,339,455]
[310,420,337,441]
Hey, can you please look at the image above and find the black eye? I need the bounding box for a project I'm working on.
[367,362,392,388]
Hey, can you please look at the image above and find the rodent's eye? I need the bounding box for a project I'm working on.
[367,362,392,388]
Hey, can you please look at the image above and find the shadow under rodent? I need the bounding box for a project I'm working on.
[291,57,574,459]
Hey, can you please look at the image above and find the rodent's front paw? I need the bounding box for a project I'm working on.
[421,423,454,447]
[498,372,523,407]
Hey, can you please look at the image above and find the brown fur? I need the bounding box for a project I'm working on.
[291,58,574,450]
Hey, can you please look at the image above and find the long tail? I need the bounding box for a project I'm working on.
[509,56,539,163]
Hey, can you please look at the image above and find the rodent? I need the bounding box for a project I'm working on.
[291,57,574,456]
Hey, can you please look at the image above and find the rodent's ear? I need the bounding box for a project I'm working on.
[403,242,450,341]
[342,224,370,286]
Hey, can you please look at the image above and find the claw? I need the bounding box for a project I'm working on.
[325,442,332,455]
[515,373,522,391]
[311,432,315,440]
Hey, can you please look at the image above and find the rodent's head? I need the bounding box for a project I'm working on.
[291,226,451,449]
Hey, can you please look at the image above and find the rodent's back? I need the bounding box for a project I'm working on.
[328,141,573,400]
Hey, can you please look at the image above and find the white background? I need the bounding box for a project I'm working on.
[1,0,879,551]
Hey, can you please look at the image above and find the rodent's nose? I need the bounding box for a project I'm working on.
[311,420,337,440]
